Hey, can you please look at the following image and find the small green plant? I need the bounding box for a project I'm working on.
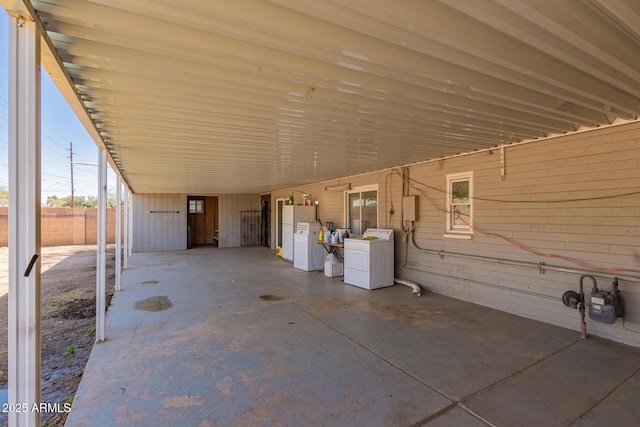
[63,344,75,355]
[85,326,96,336]
[65,392,75,406]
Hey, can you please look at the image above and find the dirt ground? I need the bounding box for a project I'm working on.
[0,245,116,427]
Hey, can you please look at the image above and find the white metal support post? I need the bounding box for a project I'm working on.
[123,186,129,270]
[8,13,41,427]
[127,190,133,257]
[115,178,122,291]
[96,149,107,342]
[127,189,133,257]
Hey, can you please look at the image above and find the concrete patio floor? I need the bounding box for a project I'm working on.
[66,247,640,427]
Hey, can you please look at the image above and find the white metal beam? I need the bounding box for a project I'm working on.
[96,148,107,342]
[7,12,41,427]
[115,177,122,291]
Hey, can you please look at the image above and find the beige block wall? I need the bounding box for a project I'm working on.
[72,207,87,245]
[0,207,123,247]
[84,209,97,244]
[0,213,7,245]
[271,121,640,347]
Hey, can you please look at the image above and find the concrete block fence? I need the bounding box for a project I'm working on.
[0,207,123,247]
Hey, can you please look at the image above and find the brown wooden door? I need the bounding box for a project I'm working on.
[188,196,218,246]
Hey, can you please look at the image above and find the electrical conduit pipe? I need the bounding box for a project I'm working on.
[394,278,422,297]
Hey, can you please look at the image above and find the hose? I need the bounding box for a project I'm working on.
[394,278,422,297]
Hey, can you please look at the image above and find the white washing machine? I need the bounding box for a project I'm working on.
[293,223,325,271]
[344,229,394,290]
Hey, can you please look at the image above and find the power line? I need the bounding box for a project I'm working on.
[42,172,72,181]
[42,130,75,153]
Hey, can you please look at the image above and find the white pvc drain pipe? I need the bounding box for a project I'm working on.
[394,278,422,297]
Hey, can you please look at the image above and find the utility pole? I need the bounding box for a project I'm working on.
[67,142,75,207]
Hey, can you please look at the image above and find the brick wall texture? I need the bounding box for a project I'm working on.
[0,207,123,247]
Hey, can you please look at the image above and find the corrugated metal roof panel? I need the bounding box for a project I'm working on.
[5,0,639,193]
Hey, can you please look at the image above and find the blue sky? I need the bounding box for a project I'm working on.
[0,10,116,202]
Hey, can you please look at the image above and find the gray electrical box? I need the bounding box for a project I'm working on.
[402,196,418,222]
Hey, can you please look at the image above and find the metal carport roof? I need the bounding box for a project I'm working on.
[4,0,640,194]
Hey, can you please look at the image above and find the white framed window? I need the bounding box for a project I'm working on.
[445,172,473,238]
[189,199,204,214]
[345,185,378,235]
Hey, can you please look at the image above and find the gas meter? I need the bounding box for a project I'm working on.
[561,275,624,339]
[588,277,623,324]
